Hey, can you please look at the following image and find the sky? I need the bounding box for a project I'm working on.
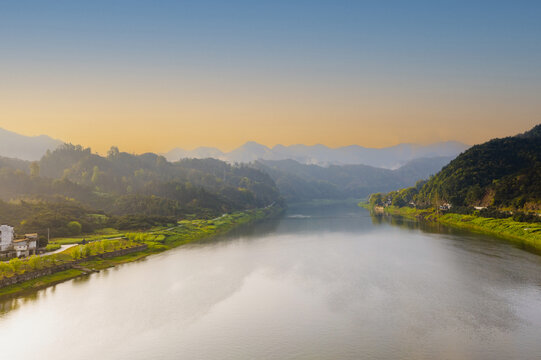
[1,0,540,153]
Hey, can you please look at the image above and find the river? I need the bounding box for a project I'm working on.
[1,203,541,359]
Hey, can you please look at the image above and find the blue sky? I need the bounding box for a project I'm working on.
[1,1,540,152]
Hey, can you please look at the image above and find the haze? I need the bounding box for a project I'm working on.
[1,1,540,153]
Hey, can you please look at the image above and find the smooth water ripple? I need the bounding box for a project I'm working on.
[1,204,540,360]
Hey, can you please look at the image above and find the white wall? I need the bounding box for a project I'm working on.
[0,225,14,251]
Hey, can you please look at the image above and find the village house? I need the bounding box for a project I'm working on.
[13,234,38,258]
[439,203,452,211]
[0,225,39,260]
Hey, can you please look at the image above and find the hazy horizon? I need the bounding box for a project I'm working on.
[0,125,475,157]
[0,124,517,156]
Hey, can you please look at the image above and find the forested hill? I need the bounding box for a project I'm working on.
[252,156,454,202]
[0,144,281,236]
[37,145,279,208]
[414,124,541,210]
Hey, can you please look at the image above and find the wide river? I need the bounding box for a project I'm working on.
[1,203,541,359]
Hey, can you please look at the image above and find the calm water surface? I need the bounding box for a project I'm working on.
[1,204,541,360]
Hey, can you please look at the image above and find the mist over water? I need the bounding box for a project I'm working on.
[1,203,541,360]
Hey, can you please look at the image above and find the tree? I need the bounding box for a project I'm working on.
[107,146,120,159]
[67,221,82,236]
[30,161,40,177]
[91,166,100,184]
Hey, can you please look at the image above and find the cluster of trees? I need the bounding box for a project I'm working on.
[36,145,279,210]
[0,144,282,237]
[368,180,428,208]
[69,239,136,259]
[0,199,101,242]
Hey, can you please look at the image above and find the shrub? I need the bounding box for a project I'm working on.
[512,212,541,223]
[27,255,44,270]
[0,262,14,277]
[8,258,23,273]
[67,221,82,236]
[70,246,82,259]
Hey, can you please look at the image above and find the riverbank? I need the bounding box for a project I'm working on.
[363,204,541,253]
[0,206,284,299]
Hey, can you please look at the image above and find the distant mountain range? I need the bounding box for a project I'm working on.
[0,128,63,161]
[0,126,468,170]
[253,156,454,202]
[0,127,469,205]
[165,141,469,169]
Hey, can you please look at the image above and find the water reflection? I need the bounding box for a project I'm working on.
[0,204,540,360]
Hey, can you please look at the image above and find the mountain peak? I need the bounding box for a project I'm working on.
[238,141,270,151]
[517,123,541,139]
[165,140,469,168]
[0,127,63,161]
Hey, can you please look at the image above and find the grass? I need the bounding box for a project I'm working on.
[51,231,126,245]
[382,206,437,220]
[44,243,61,252]
[365,204,541,253]
[49,224,178,244]
[357,201,371,210]
[439,213,541,252]
[0,269,84,298]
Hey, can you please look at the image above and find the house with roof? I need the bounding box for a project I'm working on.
[13,235,38,258]
[0,226,39,259]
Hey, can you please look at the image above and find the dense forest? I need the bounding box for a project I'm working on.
[0,145,281,237]
[370,124,541,217]
[252,156,453,202]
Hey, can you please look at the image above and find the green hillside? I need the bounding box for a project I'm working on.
[0,144,281,237]
[416,124,541,210]
[369,124,541,216]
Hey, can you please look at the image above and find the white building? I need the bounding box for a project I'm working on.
[0,227,38,259]
[13,237,37,258]
[0,225,15,252]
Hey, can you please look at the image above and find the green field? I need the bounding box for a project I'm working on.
[50,229,127,245]
[44,243,61,252]
[438,213,541,252]
[124,207,279,252]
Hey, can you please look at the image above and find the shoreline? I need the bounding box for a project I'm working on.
[0,206,284,300]
[361,204,541,254]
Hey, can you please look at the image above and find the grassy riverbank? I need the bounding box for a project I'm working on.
[438,214,541,252]
[0,206,283,299]
[0,269,84,298]
[363,204,541,253]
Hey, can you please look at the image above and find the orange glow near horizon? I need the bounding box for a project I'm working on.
[1,112,539,155]
[1,55,539,155]
[1,85,539,154]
